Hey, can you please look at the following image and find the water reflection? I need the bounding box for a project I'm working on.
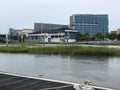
[0,53,120,89]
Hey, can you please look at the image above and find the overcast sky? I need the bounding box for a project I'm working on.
[0,0,119,34]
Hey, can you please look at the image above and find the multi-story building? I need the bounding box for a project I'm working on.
[9,28,35,36]
[34,23,68,32]
[110,31,117,35]
[117,28,120,35]
[70,14,109,35]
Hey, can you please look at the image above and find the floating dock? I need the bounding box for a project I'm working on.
[0,72,117,90]
[0,72,74,90]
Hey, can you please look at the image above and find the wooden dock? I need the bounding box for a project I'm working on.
[0,72,74,90]
[0,72,117,90]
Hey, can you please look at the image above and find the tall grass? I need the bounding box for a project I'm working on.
[0,45,120,56]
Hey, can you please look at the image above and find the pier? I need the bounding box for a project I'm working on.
[0,72,74,90]
[0,72,117,90]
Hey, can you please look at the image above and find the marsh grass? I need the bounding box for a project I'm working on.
[0,45,120,56]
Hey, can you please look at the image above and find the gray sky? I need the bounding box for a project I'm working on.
[0,0,119,34]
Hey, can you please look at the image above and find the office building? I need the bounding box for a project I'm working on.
[70,14,109,35]
[34,23,68,32]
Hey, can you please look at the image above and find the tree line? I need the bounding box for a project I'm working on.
[0,34,26,42]
[76,32,120,41]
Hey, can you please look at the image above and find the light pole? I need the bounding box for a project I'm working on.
[6,34,8,47]
[41,22,43,34]
[40,22,43,43]
[40,22,45,46]
[21,34,23,46]
[66,31,69,43]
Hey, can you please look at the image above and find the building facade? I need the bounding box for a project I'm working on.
[9,28,35,36]
[110,31,117,35]
[117,28,120,35]
[26,30,78,43]
[70,14,109,35]
[34,23,68,32]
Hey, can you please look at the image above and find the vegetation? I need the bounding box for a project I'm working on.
[76,33,98,41]
[0,34,6,38]
[0,45,120,56]
[9,35,26,42]
[76,32,120,41]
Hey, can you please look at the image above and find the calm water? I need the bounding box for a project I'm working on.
[0,53,120,89]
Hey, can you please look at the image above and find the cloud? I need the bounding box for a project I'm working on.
[0,0,120,33]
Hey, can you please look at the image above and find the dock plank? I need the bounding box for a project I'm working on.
[0,73,74,90]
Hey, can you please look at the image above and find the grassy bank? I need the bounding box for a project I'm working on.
[0,45,120,56]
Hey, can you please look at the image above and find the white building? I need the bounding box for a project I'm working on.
[9,28,35,36]
[26,30,78,43]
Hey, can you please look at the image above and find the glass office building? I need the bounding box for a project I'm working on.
[70,14,109,35]
[34,23,68,32]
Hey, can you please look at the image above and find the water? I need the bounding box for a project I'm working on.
[0,53,120,89]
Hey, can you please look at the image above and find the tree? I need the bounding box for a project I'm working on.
[105,33,109,38]
[80,33,89,41]
[0,34,6,38]
[117,34,120,40]
[76,33,81,41]
[76,32,96,41]
[109,33,117,40]
[95,33,104,39]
